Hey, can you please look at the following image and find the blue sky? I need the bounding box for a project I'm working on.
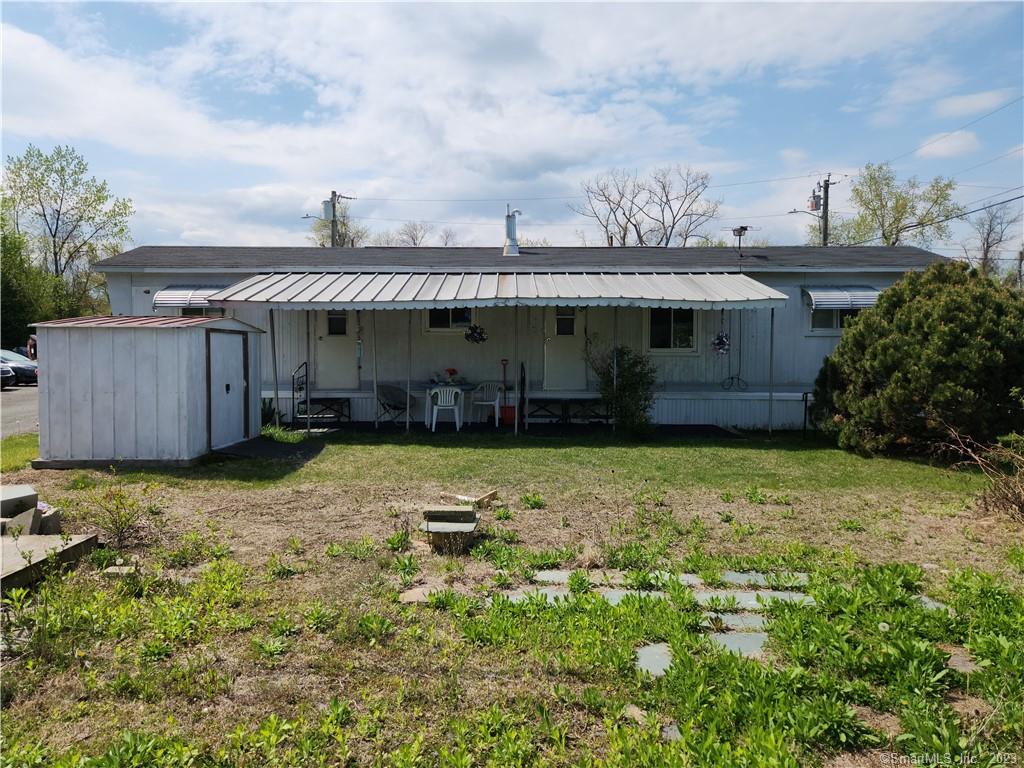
[3,2,1022,258]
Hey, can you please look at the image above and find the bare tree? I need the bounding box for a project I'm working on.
[961,202,1023,276]
[396,220,435,246]
[438,227,460,246]
[371,229,400,246]
[518,236,551,247]
[570,165,720,246]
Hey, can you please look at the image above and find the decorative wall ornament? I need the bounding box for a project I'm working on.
[464,324,488,344]
[712,331,731,355]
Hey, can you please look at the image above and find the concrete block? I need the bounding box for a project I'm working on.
[1,485,38,518]
[38,508,62,535]
[102,565,137,578]
[422,506,478,524]
[1,507,40,536]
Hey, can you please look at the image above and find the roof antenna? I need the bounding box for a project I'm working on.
[732,226,749,259]
[503,204,522,257]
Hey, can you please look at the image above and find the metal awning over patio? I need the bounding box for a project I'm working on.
[803,286,880,309]
[152,285,227,309]
[208,271,787,310]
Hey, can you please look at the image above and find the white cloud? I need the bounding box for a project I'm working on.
[915,130,981,159]
[934,89,1016,118]
[2,2,1012,246]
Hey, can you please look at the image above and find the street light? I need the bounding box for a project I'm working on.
[788,209,824,246]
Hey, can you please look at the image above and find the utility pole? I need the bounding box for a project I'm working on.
[821,173,831,247]
[323,190,356,247]
[805,174,832,246]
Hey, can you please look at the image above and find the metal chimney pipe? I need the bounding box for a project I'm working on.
[503,204,522,256]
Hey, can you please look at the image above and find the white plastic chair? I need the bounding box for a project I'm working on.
[469,382,504,427]
[429,386,463,432]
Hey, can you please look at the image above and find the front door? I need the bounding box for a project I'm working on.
[315,310,359,389]
[543,306,588,390]
[209,332,246,449]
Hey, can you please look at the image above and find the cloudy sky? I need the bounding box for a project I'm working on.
[3,2,1022,257]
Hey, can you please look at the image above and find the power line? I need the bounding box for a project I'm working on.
[843,194,1024,246]
[961,185,1024,208]
[884,95,1024,164]
[946,146,1024,177]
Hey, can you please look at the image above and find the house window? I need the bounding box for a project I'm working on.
[810,308,861,331]
[181,307,225,317]
[427,307,473,331]
[327,310,347,336]
[555,307,576,336]
[649,308,695,351]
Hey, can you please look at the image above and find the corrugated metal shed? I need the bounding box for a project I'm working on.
[803,287,880,309]
[95,245,946,273]
[152,286,226,309]
[208,271,788,310]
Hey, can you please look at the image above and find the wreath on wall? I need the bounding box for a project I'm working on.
[465,324,488,344]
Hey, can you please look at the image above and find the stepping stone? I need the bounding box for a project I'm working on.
[601,588,668,606]
[940,644,981,674]
[654,571,702,586]
[505,585,570,604]
[398,586,435,604]
[710,631,768,659]
[636,642,672,677]
[533,569,573,584]
[660,723,681,742]
[916,595,949,612]
[705,611,766,631]
[719,570,808,588]
[694,589,815,611]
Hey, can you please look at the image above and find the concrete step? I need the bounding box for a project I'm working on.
[1,485,38,518]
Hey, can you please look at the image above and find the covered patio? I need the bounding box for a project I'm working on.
[208,270,789,433]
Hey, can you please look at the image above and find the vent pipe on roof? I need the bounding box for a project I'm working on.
[503,204,522,256]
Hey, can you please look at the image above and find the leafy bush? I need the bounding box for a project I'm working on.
[811,262,1024,453]
[519,493,545,509]
[84,482,160,547]
[587,344,657,433]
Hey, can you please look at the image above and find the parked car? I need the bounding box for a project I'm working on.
[0,350,38,385]
[0,364,14,390]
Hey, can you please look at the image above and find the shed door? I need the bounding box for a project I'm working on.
[209,332,246,449]
[543,307,588,390]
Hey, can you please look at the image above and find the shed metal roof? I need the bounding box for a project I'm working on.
[95,245,945,274]
[208,271,788,310]
[31,316,263,332]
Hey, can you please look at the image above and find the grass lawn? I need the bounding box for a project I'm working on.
[1,432,38,473]
[1,430,1021,766]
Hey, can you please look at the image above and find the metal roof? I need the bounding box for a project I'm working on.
[152,285,227,309]
[96,245,946,274]
[803,286,881,309]
[32,316,263,332]
[208,271,788,310]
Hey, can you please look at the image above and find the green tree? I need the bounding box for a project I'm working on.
[0,227,56,348]
[3,145,132,315]
[813,163,962,247]
[811,261,1024,453]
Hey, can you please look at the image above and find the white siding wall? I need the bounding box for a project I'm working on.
[38,327,221,461]
[101,268,907,428]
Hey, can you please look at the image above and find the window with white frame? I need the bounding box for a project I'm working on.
[648,308,696,351]
[555,306,576,336]
[327,310,347,335]
[426,307,473,331]
[810,308,861,331]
